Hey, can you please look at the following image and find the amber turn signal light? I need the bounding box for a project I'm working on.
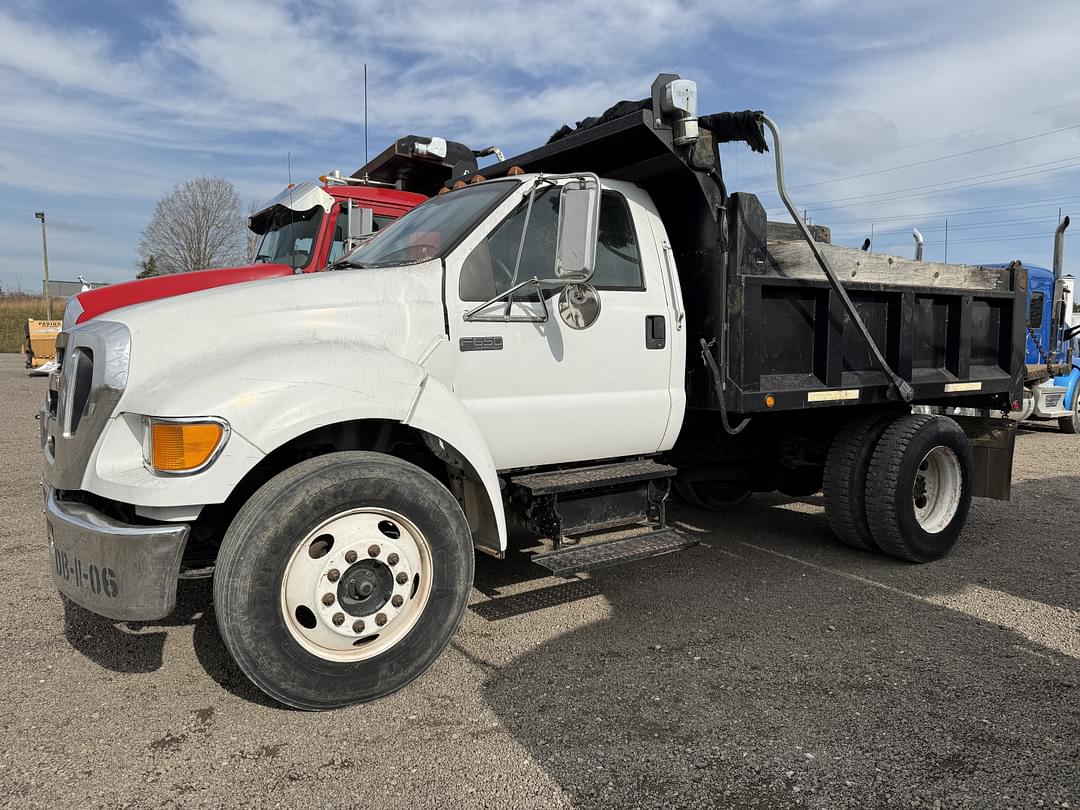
[146,419,227,474]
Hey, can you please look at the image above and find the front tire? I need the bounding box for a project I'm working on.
[1058,390,1080,433]
[865,415,972,562]
[213,451,474,710]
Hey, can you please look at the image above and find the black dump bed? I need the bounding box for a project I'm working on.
[427,75,1028,416]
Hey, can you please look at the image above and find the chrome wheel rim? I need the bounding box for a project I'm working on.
[912,446,962,533]
[280,508,432,662]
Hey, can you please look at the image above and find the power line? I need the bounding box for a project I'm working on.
[854,231,1058,249]
[830,214,1062,240]
[766,155,1080,213]
[806,193,1080,227]
[820,97,1080,169]
[787,123,1080,191]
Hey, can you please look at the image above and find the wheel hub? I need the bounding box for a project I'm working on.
[911,445,962,534]
[338,560,393,616]
[279,508,431,662]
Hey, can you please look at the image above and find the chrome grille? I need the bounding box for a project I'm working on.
[41,323,130,491]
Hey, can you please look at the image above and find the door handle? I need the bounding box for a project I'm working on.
[646,315,666,349]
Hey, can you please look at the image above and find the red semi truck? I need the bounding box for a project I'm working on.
[62,136,487,329]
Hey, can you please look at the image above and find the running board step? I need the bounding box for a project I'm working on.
[510,459,675,496]
[531,528,696,576]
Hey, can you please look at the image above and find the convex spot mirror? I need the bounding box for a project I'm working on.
[554,175,601,282]
[558,283,601,330]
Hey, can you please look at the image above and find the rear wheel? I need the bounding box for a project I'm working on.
[675,477,751,510]
[822,412,896,551]
[865,415,972,562]
[213,451,474,710]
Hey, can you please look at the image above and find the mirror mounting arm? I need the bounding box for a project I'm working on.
[464,276,565,323]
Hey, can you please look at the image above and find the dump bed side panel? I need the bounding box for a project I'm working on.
[702,192,1027,414]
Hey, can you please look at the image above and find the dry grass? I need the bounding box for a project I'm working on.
[0,295,62,354]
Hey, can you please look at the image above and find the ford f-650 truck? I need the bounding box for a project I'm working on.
[41,74,1024,709]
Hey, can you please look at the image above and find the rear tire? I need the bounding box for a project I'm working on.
[865,415,972,562]
[822,412,896,551]
[213,451,474,710]
[675,478,751,510]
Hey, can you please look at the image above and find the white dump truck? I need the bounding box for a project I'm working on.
[41,74,1024,709]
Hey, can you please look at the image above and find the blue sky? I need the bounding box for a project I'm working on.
[1,0,1078,292]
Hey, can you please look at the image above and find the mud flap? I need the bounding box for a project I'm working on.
[951,415,1016,500]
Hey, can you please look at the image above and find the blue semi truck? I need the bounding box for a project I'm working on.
[1013,217,1079,431]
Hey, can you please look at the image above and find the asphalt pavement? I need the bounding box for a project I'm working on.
[0,353,1076,809]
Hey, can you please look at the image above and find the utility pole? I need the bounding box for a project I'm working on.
[34,211,51,319]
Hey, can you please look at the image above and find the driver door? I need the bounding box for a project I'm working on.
[445,182,678,471]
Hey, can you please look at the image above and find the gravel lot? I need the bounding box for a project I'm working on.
[1,352,1077,809]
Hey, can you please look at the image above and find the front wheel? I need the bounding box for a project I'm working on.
[213,451,474,710]
[1059,390,1080,433]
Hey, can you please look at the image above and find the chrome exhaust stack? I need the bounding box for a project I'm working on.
[1049,216,1070,356]
[913,228,924,261]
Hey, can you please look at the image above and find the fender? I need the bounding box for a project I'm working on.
[1056,367,1080,413]
[406,376,507,555]
[95,342,507,553]
[88,343,425,507]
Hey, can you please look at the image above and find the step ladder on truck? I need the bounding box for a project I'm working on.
[40,73,1025,709]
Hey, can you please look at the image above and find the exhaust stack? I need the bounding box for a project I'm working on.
[913,228,924,261]
[1049,216,1071,356]
[1054,216,1071,280]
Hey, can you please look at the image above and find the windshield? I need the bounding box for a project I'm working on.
[343,180,518,267]
[253,205,324,269]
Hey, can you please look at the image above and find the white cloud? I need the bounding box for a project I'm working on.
[0,0,1077,286]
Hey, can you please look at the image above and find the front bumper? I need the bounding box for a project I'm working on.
[44,487,190,621]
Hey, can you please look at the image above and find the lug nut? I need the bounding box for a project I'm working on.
[352,620,365,633]
[327,568,340,582]
[321,592,335,606]
[375,613,388,627]
[332,613,345,626]
[396,572,408,585]
[387,553,399,566]
[368,544,381,557]
[345,550,358,563]
[391,594,404,608]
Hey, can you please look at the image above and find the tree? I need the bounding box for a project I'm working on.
[137,177,247,274]
[245,198,263,264]
[136,255,159,278]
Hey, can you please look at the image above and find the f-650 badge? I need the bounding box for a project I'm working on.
[459,336,504,352]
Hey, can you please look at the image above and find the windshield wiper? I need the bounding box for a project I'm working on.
[326,257,372,271]
[253,253,273,263]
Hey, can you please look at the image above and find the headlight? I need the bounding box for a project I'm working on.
[142,417,230,475]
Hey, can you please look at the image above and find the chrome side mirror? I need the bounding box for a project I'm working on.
[554,175,600,282]
[557,283,601,330]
